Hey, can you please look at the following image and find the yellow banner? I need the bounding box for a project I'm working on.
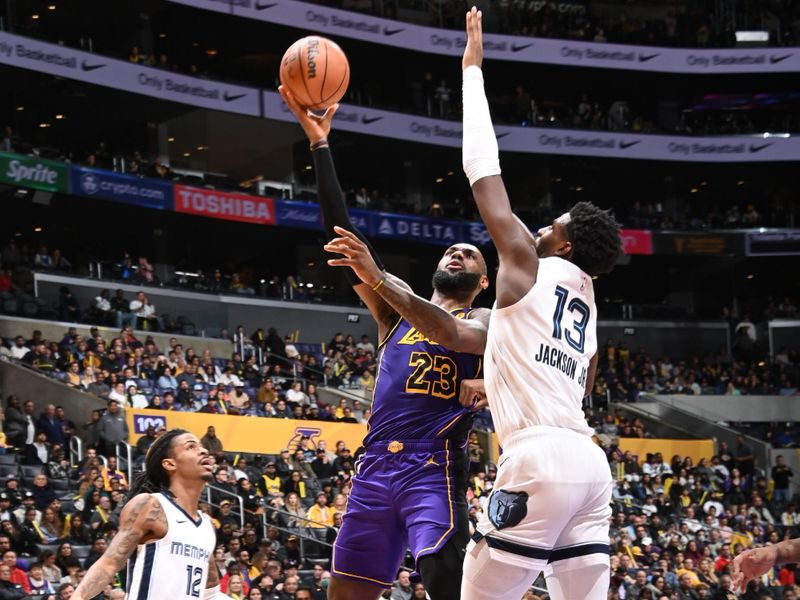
[126,409,367,454]
[618,438,715,465]
[489,433,713,467]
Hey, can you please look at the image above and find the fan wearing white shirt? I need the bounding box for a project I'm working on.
[285,382,309,406]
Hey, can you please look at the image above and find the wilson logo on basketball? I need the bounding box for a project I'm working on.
[306,38,320,78]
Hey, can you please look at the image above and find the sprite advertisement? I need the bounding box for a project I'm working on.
[0,151,69,193]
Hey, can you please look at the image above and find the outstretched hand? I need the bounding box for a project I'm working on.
[731,546,778,592]
[462,6,484,71]
[278,85,338,145]
[324,226,384,288]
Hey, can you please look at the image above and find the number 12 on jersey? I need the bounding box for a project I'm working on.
[552,285,590,354]
[185,565,202,597]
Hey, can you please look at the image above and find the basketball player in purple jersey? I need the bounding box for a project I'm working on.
[279,85,490,600]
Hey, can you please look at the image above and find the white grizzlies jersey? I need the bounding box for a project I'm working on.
[485,257,596,445]
[126,492,216,600]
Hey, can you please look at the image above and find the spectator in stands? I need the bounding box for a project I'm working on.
[8,338,28,361]
[97,399,127,456]
[100,456,127,491]
[109,290,130,330]
[4,396,29,449]
[129,291,158,331]
[391,570,413,600]
[37,404,65,446]
[772,455,794,508]
[285,382,307,406]
[0,127,13,153]
[0,563,26,599]
[22,431,50,466]
[90,290,113,325]
[201,426,223,455]
[57,287,80,323]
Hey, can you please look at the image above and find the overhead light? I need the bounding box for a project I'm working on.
[47,4,56,10]
[15,106,24,112]
[159,33,167,38]
[736,31,768,42]
[196,145,206,151]
[435,177,444,183]
[304,165,312,171]
[31,14,40,20]
[39,123,51,128]
[746,274,754,279]
[55,114,64,120]
[183,152,191,157]
[575,186,584,192]
[33,227,43,232]
[689,188,698,193]
[259,279,266,284]
[700,181,707,186]
[447,171,454,176]
[306,283,314,288]
[168,137,175,142]
[206,48,218,57]
[737,180,744,186]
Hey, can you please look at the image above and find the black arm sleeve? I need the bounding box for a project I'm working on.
[312,146,385,285]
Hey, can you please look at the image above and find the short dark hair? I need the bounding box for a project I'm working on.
[566,201,622,276]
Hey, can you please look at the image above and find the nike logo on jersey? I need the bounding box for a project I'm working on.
[176,519,188,523]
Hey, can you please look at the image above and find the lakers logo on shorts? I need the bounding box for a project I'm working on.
[487,489,528,530]
[387,441,404,453]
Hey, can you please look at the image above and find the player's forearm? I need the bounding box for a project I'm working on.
[462,66,500,188]
[313,147,385,276]
[774,538,800,564]
[312,146,348,237]
[462,68,524,254]
[377,274,468,351]
[73,559,118,599]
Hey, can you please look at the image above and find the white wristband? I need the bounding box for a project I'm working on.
[462,66,501,187]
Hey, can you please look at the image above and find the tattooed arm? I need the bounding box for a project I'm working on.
[72,494,168,600]
[206,551,219,588]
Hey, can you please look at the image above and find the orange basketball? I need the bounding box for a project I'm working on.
[279,36,350,111]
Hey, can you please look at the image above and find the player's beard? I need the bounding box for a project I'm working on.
[432,269,481,299]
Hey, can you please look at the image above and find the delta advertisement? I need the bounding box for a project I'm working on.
[167,0,800,74]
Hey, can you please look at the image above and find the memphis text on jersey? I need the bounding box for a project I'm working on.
[533,343,587,388]
[170,541,210,562]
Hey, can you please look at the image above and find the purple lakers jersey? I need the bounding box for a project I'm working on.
[363,308,483,446]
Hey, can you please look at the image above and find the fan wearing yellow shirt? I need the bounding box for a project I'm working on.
[306,492,334,529]
[256,462,282,498]
[674,558,701,587]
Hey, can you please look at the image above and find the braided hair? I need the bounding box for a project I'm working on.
[127,428,188,500]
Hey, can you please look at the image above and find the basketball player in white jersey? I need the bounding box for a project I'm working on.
[72,429,227,600]
[459,7,623,599]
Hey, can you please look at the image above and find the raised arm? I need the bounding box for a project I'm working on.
[732,538,800,592]
[278,87,397,339]
[462,7,539,309]
[325,226,489,354]
[73,494,167,600]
